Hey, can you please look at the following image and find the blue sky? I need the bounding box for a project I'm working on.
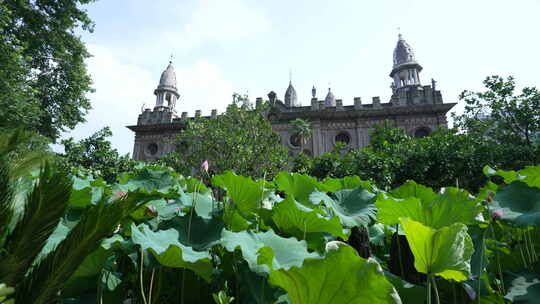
[61,0,540,155]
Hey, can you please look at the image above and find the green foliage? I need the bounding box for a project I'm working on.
[310,186,378,227]
[400,218,474,282]
[271,197,346,242]
[0,164,72,285]
[453,75,540,147]
[161,97,289,179]
[131,223,214,281]
[212,170,268,218]
[289,118,311,153]
[376,182,481,229]
[491,182,540,227]
[58,127,137,183]
[268,246,400,304]
[304,124,540,192]
[0,0,95,140]
[2,130,540,302]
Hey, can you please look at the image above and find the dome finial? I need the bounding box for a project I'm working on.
[289,68,293,85]
[169,53,174,64]
[397,27,402,40]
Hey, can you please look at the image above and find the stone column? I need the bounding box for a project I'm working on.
[311,120,322,156]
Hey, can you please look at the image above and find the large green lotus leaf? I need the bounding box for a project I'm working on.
[429,188,481,227]
[272,197,346,239]
[159,212,224,251]
[219,229,320,274]
[390,180,437,203]
[177,190,216,219]
[130,223,213,281]
[385,273,427,304]
[504,272,540,303]
[485,165,540,189]
[179,177,209,193]
[376,195,427,226]
[400,218,473,281]
[491,181,540,227]
[212,171,268,218]
[268,246,400,304]
[223,205,251,232]
[274,172,324,206]
[310,186,377,227]
[117,166,180,194]
[320,176,374,192]
[237,265,288,304]
[69,176,108,208]
[377,187,480,229]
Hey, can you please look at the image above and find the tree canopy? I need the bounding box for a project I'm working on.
[58,127,136,183]
[0,0,95,141]
[160,94,289,179]
[453,75,540,146]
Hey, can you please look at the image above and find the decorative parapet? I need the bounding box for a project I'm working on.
[372,97,381,108]
[354,97,362,110]
[336,99,343,111]
[311,98,319,110]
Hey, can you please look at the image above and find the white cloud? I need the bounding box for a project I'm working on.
[176,60,235,115]
[161,0,270,51]
[57,44,235,155]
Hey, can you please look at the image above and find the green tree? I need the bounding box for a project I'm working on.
[453,75,540,146]
[161,94,289,179]
[58,127,136,183]
[0,0,95,141]
[289,118,312,154]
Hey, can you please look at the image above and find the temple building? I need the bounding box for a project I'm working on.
[127,34,456,161]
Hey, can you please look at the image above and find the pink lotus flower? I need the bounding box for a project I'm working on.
[492,209,504,220]
[201,160,209,172]
[112,191,127,201]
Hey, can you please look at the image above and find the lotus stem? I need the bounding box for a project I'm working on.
[148,269,155,304]
[395,224,405,278]
[430,275,441,304]
[518,232,528,268]
[427,273,432,304]
[490,225,504,294]
[477,229,486,303]
[140,248,148,304]
[526,229,537,262]
[522,229,534,267]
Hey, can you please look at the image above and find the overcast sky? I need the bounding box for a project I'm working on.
[58,0,540,155]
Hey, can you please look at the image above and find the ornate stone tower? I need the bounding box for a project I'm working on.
[390,34,422,89]
[128,62,184,161]
[154,62,180,110]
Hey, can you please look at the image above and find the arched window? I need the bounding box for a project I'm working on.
[335,131,351,145]
[145,143,159,156]
[289,134,301,147]
[414,127,431,138]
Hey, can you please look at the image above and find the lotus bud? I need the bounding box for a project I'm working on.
[201,160,209,172]
[492,209,503,220]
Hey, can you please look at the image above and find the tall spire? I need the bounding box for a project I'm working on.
[284,70,298,107]
[289,68,292,84]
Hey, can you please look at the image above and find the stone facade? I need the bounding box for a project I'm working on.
[127,35,456,161]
